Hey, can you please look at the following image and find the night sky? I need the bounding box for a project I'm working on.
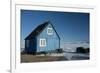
[21,10,89,48]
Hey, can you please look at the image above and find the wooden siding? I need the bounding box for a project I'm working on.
[36,24,60,52]
[25,38,37,53]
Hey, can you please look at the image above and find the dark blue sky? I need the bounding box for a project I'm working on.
[21,10,89,48]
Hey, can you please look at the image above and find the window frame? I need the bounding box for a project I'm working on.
[39,38,46,47]
[47,27,53,35]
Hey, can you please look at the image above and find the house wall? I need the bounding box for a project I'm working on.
[25,38,37,53]
[36,24,60,52]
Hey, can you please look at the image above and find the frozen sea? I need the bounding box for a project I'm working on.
[63,52,89,60]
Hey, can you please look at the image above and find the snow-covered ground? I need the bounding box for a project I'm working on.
[37,52,89,60]
[50,52,89,60]
[36,53,64,56]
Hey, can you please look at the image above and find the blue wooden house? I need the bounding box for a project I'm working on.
[25,21,60,54]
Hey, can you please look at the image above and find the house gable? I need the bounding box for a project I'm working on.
[36,22,60,52]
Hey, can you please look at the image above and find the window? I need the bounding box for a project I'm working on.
[39,39,46,47]
[47,27,53,35]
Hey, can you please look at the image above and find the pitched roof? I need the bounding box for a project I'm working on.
[25,21,60,40]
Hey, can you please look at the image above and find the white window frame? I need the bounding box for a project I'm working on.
[39,38,46,47]
[47,27,53,35]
